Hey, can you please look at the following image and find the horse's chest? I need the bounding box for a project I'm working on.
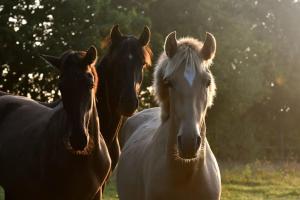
[45,154,105,196]
[149,184,218,200]
[147,173,220,200]
[44,165,98,199]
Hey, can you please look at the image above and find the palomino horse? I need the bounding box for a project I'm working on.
[96,25,152,174]
[0,46,111,200]
[117,32,221,200]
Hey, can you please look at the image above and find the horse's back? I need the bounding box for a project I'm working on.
[0,94,52,111]
[0,90,8,96]
[0,94,53,145]
[203,140,222,199]
[0,95,54,186]
[0,95,52,131]
[117,107,161,200]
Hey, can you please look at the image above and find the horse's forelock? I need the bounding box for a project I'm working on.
[60,51,98,95]
[101,34,152,67]
[153,38,216,120]
[77,50,99,94]
[59,50,75,67]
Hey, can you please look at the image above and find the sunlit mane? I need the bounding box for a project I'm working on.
[153,37,216,121]
[100,36,152,67]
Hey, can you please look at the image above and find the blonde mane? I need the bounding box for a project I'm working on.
[153,37,216,121]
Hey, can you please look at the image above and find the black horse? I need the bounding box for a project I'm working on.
[0,46,111,200]
[96,25,152,174]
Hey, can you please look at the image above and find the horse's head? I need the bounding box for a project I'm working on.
[102,25,152,116]
[154,32,216,159]
[41,46,98,151]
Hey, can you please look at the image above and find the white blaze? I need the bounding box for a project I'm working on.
[184,52,196,86]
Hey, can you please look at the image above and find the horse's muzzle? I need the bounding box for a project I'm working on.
[69,132,88,151]
[177,133,201,159]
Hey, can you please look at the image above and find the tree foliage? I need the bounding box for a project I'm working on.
[0,0,149,101]
[1,0,300,161]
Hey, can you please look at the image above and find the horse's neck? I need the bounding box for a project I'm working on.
[44,105,68,157]
[97,58,122,145]
[50,102,68,130]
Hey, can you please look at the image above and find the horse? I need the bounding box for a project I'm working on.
[0,46,111,200]
[0,91,8,96]
[0,90,61,107]
[117,32,221,200]
[96,25,152,174]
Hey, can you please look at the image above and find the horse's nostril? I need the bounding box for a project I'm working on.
[196,135,201,149]
[177,135,182,150]
[70,134,87,151]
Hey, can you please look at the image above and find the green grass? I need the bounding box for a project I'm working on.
[103,161,300,200]
[0,187,3,200]
[220,161,300,200]
[1,162,300,200]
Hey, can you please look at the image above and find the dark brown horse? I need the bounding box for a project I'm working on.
[96,25,152,174]
[0,90,61,107]
[0,46,111,200]
[0,91,8,96]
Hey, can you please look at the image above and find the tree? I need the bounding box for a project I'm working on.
[0,0,150,101]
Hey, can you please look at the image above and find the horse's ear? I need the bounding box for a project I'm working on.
[110,24,122,43]
[85,46,98,65]
[139,26,151,46]
[40,54,60,69]
[201,32,216,61]
[164,31,177,58]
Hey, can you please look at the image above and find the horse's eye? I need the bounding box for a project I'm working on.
[206,78,211,88]
[87,72,93,80]
[164,79,173,88]
[86,73,94,83]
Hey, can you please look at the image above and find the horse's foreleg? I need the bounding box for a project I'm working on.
[101,138,120,194]
[4,191,12,200]
[93,189,102,200]
[109,137,121,173]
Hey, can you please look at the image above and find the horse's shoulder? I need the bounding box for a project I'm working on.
[205,140,220,172]
[201,139,221,194]
[0,95,31,111]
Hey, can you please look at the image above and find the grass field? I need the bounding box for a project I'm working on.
[1,162,300,200]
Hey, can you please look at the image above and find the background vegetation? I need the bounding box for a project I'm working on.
[1,162,300,200]
[101,162,300,200]
[1,0,300,162]
[1,0,300,199]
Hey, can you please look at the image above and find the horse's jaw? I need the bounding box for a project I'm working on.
[63,103,97,156]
